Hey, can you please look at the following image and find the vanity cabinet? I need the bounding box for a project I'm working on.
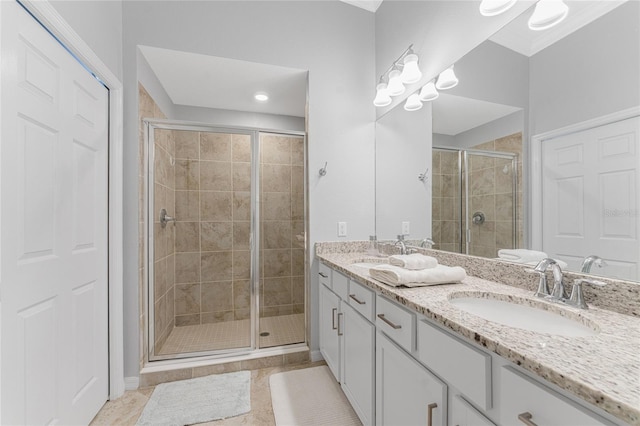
[451,395,495,426]
[376,331,447,426]
[318,268,375,425]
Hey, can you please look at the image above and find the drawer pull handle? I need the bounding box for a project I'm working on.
[319,272,328,278]
[427,402,437,426]
[349,294,366,305]
[518,412,538,426]
[377,313,402,329]
[337,312,344,336]
[332,308,337,330]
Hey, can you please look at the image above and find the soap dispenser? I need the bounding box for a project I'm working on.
[367,235,379,257]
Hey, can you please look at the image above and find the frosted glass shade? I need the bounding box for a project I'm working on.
[387,69,406,96]
[373,83,392,107]
[479,0,517,16]
[436,66,459,90]
[528,0,569,31]
[419,81,439,102]
[401,54,422,84]
[404,94,423,112]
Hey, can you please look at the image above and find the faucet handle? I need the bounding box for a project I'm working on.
[396,234,405,241]
[526,268,550,297]
[568,278,607,309]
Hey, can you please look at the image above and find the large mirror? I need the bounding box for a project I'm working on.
[375,1,640,282]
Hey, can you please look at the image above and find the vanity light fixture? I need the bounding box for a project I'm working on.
[418,80,439,102]
[404,93,423,111]
[254,92,269,102]
[479,0,518,17]
[373,44,421,106]
[386,68,406,96]
[528,0,569,31]
[373,82,392,107]
[435,66,459,90]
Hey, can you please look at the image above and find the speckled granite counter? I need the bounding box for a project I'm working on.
[316,247,640,425]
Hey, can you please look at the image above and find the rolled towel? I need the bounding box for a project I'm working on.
[369,264,466,287]
[389,253,438,270]
[498,249,548,263]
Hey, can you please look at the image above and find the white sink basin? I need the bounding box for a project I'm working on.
[448,293,599,337]
[351,262,385,268]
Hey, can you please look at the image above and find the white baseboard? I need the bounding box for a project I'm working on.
[124,376,140,391]
[310,350,324,362]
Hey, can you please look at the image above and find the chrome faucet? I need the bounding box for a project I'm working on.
[530,258,567,302]
[395,235,408,255]
[580,255,607,273]
[419,237,435,249]
[567,278,607,309]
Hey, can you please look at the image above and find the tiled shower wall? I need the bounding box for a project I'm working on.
[432,132,523,258]
[259,133,305,318]
[172,130,252,326]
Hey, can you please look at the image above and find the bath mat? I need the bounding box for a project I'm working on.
[269,366,361,426]
[136,370,251,426]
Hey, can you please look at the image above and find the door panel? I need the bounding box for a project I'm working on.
[1,2,109,424]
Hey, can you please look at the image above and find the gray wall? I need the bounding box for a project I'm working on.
[449,110,524,149]
[122,0,376,377]
[529,1,640,135]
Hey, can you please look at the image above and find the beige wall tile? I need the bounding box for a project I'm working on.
[233,191,251,221]
[201,251,233,281]
[261,135,291,164]
[200,161,232,191]
[175,314,200,327]
[291,221,305,248]
[291,137,304,166]
[175,160,200,190]
[292,276,305,304]
[201,132,231,161]
[291,166,304,194]
[263,249,292,278]
[261,164,291,192]
[175,252,201,284]
[175,283,201,316]
[263,221,292,249]
[233,221,251,250]
[233,280,251,310]
[201,311,235,324]
[233,251,251,279]
[154,260,166,301]
[291,249,305,276]
[174,130,200,160]
[175,222,200,252]
[200,191,232,221]
[232,134,251,162]
[201,222,232,251]
[263,277,292,306]
[202,281,233,312]
[232,162,251,192]
[175,190,199,222]
[262,192,291,220]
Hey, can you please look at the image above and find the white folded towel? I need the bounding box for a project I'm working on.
[498,249,548,263]
[369,264,466,287]
[389,253,438,270]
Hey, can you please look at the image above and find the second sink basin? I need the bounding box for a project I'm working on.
[448,292,599,337]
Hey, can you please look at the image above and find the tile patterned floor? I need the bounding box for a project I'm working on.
[158,314,305,355]
[90,361,327,426]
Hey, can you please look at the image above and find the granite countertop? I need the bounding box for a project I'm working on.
[317,251,640,425]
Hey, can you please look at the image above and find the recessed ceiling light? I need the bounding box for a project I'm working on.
[254,92,269,102]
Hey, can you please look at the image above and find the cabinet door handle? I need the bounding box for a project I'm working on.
[337,312,344,336]
[349,294,365,305]
[319,272,328,278]
[332,308,337,330]
[518,412,538,426]
[377,313,402,329]
[427,402,437,426]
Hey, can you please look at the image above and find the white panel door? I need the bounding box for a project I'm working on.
[1,1,109,424]
[542,117,640,280]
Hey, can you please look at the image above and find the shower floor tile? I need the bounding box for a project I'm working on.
[157,313,304,355]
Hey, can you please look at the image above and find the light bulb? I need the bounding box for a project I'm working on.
[400,54,422,84]
[373,83,392,107]
[436,66,459,90]
[404,94,423,112]
[528,0,569,31]
[479,0,517,17]
[387,69,406,96]
[418,81,439,102]
[254,92,269,102]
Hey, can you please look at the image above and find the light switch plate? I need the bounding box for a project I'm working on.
[338,222,347,237]
[402,221,410,235]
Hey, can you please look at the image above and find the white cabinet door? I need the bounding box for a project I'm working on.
[451,395,495,426]
[1,2,109,424]
[319,283,341,380]
[376,332,447,426]
[342,302,375,425]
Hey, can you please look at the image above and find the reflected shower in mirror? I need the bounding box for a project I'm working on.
[375,1,640,282]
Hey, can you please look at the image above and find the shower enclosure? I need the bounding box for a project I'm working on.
[432,147,519,257]
[145,120,306,361]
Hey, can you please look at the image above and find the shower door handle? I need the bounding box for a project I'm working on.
[160,208,176,228]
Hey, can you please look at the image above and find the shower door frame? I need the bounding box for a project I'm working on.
[434,146,518,255]
[144,119,308,362]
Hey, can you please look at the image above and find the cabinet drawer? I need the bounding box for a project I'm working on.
[499,366,614,426]
[333,271,349,300]
[376,295,415,353]
[318,263,331,288]
[417,319,492,410]
[347,280,375,322]
[451,395,495,426]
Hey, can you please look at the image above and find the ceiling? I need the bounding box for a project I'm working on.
[139,45,308,117]
[339,0,383,13]
[432,93,522,136]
